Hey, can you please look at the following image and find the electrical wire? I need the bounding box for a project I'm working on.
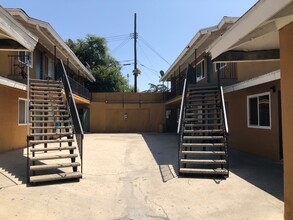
[105,34,132,43]
[110,38,130,54]
[138,35,171,65]
[137,41,156,70]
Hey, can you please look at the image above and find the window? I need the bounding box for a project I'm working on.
[215,63,227,71]
[18,51,33,68]
[247,92,271,129]
[47,58,55,79]
[194,60,205,81]
[18,98,29,125]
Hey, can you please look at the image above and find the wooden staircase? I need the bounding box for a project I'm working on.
[27,79,82,184]
[178,84,229,177]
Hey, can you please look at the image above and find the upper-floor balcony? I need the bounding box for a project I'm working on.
[1,54,92,101]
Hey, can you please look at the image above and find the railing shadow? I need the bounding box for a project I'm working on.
[0,148,27,186]
[229,148,284,201]
[141,133,178,183]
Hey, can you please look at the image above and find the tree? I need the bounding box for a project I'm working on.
[66,35,129,92]
[143,83,168,93]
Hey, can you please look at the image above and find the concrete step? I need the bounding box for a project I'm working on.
[181,159,226,164]
[30,162,80,171]
[30,139,74,144]
[182,143,225,147]
[30,172,82,183]
[181,151,226,155]
[30,146,76,152]
[30,153,78,161]
[180,168,228,175]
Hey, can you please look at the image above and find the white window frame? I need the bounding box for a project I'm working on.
[18,51,33,68]
[194,59,206,82]
[247,92,271,129]
[18,98,29,126]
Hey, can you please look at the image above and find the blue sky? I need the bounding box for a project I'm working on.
[1,0,257,91]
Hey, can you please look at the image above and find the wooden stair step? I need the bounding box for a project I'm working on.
[185,117,221,121]
[30,139,74,144]
[187,102,220,107]
[29,132,73,137]
[30,103,65,107]
[188,85,218,89]
[189,98,220,102]
[30,87,62,91]
[30,125,72,129]
[187,107,221,111]
[182,143,225,147]
[183,129,223,133]
[185,112,219,116]
[183,136,224,140]
[31,94,63,99]
[30,146,76,152]
[30,162,80,171]
[30,82,62,87]
[189,93,220,98]
[30,91,63,95]
[30,153,78,161]
[180,168,228,175]
[30,172,82,183]
[30,109,68,113]
[184,123,223,127]
[31,120,72,123]
[188,89,219,94]
[181,151,225,155]
[31,114,70,118]
[181,159,226,164]
[31,99,64,103]
[30,79,61,84]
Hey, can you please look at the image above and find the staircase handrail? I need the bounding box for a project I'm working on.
[57,60,84,172]
[220,86,229,134]
[177,64,192,134]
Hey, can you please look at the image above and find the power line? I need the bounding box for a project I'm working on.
[105,34,132,43]
[110,38,130,54]
[137,41,156,70]
[138,35,171,65]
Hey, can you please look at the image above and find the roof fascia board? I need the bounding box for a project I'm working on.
[209,0,292,59]
[8,8,95,82]
[224,69,280,93]
[0,7,37,51]
[162,16,238,81]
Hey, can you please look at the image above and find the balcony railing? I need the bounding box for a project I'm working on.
[67,76,92,101]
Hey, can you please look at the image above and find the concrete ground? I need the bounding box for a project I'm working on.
[0,133,284,220]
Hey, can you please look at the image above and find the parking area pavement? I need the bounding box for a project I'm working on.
[0,133,284,220]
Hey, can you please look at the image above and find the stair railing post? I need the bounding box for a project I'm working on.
[26,55,30,184]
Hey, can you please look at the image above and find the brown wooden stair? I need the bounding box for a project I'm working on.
[27,79,82,184]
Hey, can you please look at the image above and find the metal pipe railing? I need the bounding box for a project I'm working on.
[56,60,84,173]
[220,86,229,134]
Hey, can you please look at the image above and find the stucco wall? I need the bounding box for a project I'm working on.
[279,22,293,220]
[0,85,27,153]
[237,61,280,82]
[90,93,165,133]
[225,80,281,160]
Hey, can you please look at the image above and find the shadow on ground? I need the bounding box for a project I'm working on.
[142,133,178,182]
[142,133,284,201]
[0,148,27,186]
[229,149,284,201]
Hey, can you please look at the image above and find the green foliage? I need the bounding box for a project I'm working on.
[66,35,129,92]
[143,83,168,93]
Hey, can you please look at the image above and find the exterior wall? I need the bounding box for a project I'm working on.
[237,61,280,82]
[0,85,26,153]
[90,93,165,133]
[225,80,281,160]
[279,22,293,220]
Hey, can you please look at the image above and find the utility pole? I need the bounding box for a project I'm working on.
[133,13,138,93]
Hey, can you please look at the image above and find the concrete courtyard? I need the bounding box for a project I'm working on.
[0,133,284,220]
